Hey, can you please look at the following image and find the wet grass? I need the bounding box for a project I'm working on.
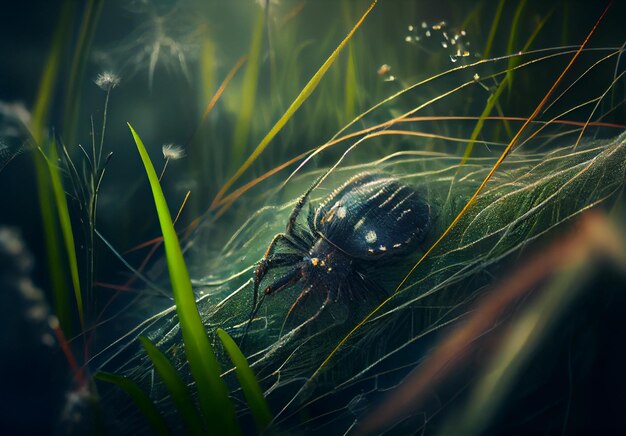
[2,0,625,434]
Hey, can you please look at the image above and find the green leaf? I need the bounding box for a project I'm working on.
[128,124,239,435]
[140,337,204,436]
[95,372,169,436]
[217,328,272,432]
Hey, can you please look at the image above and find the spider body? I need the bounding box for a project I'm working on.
[251,172,431,330]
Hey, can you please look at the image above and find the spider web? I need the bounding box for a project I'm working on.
[87,18,626,428]
[93,125,626,433]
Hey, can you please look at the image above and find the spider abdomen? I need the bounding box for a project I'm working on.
[314,173,431,260]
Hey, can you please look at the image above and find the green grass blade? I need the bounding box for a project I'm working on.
[217,328,272,432]
[343,43,357,123]
[43,143,84,327]
[128,124,239,435]
[30,0,75,335]
[462,10,551,162]
[231,7,265,171]
[95,372,169,436]
[482,0,506,59]
[33,155,70,333]
[505,0,527,96]
[212,0,378,207]
[63,0,104,145]
[140,337,205,436]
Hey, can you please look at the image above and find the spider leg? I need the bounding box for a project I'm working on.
[285,174,326,234]
[288,286,334,338]
[240,293,266,347]
[254,232,305,310]
[263,265,303,297]
[279,285,313,336]
[307,204,316,233]
[255,264,303,320]
[243,266,303,346]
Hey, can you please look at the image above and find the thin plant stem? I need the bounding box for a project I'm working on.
[98,89,110,168]
[159,158,170,182]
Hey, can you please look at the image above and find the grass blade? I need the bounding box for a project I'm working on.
[482,0,506,59]
[33,155,71,332]
[217,328,272,432]
[139,336,204,436]
[30,0,76,335]
[42,143,84,327]
[211,0,378,208]
[128,123,239,434]
[231,7,265,171]
[95,372,169,436]
[462,10,551,163]
[63,0,104,145]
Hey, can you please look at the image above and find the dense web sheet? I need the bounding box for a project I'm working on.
[94,130,626,433]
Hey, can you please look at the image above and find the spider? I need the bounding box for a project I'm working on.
[250,172,431,334]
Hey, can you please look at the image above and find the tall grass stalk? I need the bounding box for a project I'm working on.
[232,7,265,172]
[30,0,82,334]
[129,124,239,434]
[462,10,550,162]
[63,0,104,146]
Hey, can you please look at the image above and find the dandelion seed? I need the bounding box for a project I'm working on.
[94,72,120,91]
[160,144,185,181]
[162,144,185,160]
[377,64,392,75]
[95,3,200,90]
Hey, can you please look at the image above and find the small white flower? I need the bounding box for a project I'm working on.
[95,72,120,91]
[162,143,185,160]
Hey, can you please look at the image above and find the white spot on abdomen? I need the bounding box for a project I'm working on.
[336,206,347,219]
[365,230,377,243]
